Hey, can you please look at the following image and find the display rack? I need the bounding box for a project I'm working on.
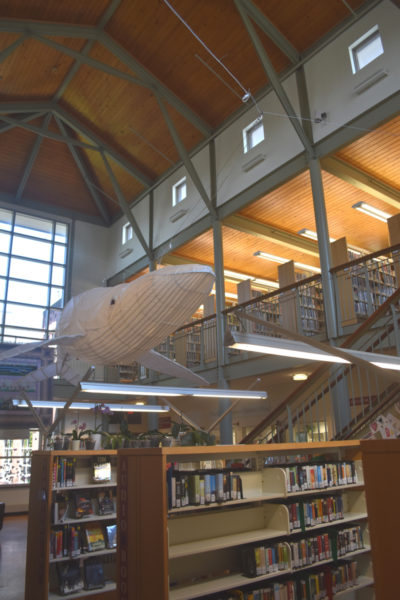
[25,450,117,600]
[117,441,374,600]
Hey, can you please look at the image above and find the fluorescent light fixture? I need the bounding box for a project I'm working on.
[292,373,308,381]
[80,381,267,400]
[254,251,321,274]
[254,251,286,264]
[226,331,349,364]
[298,229,335,243]
[223,268,279,289]
[211,289,238,300]
[226,331,400,371]
[12,400,169,412]
[352,202,391,222]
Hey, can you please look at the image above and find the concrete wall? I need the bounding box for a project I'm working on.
[70,221,111,296]
[308,0,400,142]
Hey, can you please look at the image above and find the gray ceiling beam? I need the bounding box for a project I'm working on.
[33,34,147,90]
[0,114,99,150]
[238,0,300,64]
[0,33,29,63]
[155,94,217,219]
[53,0,121,101]
[15,112,52,202]
[54,115,111,225]
[101,151,152,258]
[0,111,47,134]
[0,20,98,38]
[234,0,314,156]
[224,214,320,257]
[55,106,153,188]
[0,18,211,137]
[0,190,105,226]
[321,155,400,210]
[0,101,55,113]
[99,32,212,137]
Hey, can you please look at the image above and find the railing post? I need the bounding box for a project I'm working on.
[287,405,294,442]
[391,304,400,356]
[363,264,374,316]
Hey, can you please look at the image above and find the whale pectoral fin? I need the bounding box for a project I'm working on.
[138,349,209,386]
[0,334,84,362]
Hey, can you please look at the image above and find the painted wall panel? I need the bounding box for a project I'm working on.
[306,0,400,143]
[215,75,304,207]
[70,221,110,295]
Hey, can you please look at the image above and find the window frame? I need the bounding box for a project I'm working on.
[122,222,133,245]
[242,118,265,154]
[172,177,187,207]
[348,25,384,74]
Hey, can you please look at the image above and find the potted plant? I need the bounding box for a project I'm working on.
[70,420,88,450]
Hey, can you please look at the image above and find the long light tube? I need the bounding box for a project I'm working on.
[12,399,169,412]
[254,251,321,274]
[226,331,400,371]
[352,202,391,222]
[80,381,267,400]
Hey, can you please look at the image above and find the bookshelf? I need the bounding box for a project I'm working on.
[117,441,374,600]
[25,450,118,600]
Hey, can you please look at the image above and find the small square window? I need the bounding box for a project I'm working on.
[122,223,133,244]
[349,25,384,74]
[172,177,187,207]
[243,118,264,153]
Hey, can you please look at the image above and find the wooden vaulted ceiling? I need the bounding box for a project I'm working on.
[0,0,399,289]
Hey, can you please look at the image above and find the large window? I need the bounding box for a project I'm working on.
[0,209,69,343]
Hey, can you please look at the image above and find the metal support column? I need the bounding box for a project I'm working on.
[308,158,338,340]
[211,152,232,442]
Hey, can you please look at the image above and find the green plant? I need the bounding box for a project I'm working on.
[70,420,89,440]
[171,421,215,446]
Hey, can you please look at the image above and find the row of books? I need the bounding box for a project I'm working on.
[215,561,358,599]
[52,456,112,488]
[242,542,290,578]
[167,470,244,509]
[289,525,363,569]
[284,461,357,493]
[50,523,116,559]
[56,558,108,596]
[52,489,115,523]
[287,495,344,530]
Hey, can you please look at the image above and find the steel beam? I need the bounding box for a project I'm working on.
[0,33,29,63]
[101,151,152,258]
[0,113,99,150]
[0,111,47,134]
[16,112,52,202]
[54,116,111,225]
[33,34,147,90]
[0,101,56,114]
[54,106,152,188]
[0,20,98,38]
[321,155,400,210]
[234,0,313,156]
[155,94,217,218]
[239,0,299,64]
[224,214,320,257]
[53,0,121,101]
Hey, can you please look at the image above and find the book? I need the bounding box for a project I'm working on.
[97,489,114,515]
[105,523,117,548]
[57,560,83,596]
[53,493,69,523]
[74,492,93,519]
[83,558,105,590]
[85,525,106,552]
[92,457,111,483]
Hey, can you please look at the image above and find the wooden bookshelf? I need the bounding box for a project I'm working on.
[25,450,118,600]
[117,442,374,600]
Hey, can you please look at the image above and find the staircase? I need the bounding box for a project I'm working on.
[241,286,400,444]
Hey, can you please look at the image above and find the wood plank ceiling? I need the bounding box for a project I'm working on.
[0,0,398,293]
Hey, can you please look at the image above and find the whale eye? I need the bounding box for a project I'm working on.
[110,298,116,305]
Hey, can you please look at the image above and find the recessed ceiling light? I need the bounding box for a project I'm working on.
[292,373,308,381]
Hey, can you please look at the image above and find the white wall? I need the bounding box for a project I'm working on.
[307,0,400,142]
[106,196,150,277]
[70,221,111,296]
[215,74,304,205]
